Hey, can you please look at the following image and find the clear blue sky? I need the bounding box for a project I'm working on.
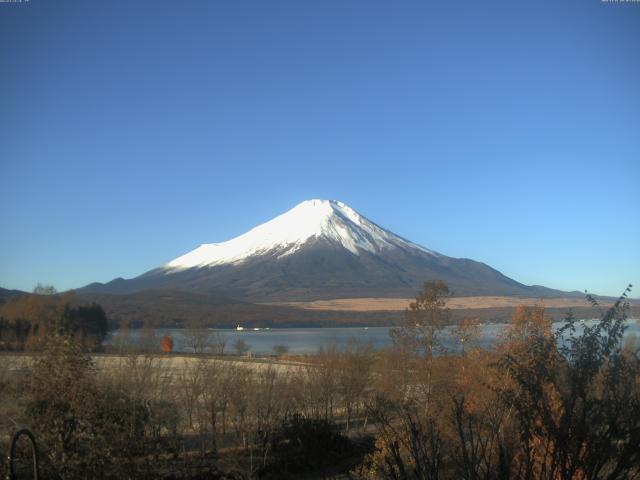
[1,0,638,297]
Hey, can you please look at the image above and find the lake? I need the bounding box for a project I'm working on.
[105,319,640,355]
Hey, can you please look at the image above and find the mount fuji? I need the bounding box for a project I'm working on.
[80,199,566,301]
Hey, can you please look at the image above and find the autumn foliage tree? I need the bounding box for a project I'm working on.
[496,285,640,479]
[362,282,640,480]
[161,335,174,353]
[363,281,452,479]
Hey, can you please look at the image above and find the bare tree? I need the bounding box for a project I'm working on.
[307,342,341,420]
[233,338,250,357]
[184,327,213,354]
[451,317,481,357]
[337,339,374,431]
[33,283,57,295]
[272,344,289,356]
[389,280,451,418]
[211,331,227,356]
[390,280,451,359]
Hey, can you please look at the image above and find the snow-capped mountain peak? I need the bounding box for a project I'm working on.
[80,199,563,301]
[164,199,437,271]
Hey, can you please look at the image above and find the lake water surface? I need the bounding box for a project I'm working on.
[105,319,640,355]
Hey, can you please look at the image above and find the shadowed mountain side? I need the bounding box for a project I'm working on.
[79,240,575,301]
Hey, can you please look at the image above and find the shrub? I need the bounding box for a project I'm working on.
[258,414,353,478]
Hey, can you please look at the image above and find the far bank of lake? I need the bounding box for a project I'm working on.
[105,319,640,355]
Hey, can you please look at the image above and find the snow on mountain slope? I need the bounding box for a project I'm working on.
[164,199,439,271]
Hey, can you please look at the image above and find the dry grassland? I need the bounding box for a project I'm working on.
[264,296,625,312]
[1,353,303,375]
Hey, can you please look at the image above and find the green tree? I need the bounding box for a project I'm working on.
[57,303,109,346]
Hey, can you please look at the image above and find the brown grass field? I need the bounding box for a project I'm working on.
[264,296,637,312]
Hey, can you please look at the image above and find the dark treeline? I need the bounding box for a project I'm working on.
[0,294,108,351]
[1,282,639,479]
